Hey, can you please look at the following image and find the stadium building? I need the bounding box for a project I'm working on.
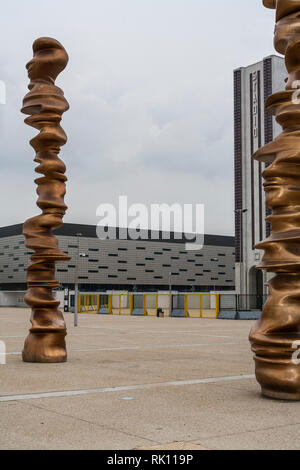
[0,223,235,295]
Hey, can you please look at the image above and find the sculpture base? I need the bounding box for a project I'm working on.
[261,388,300,401]
[253,355,300,401]
[22,331,67,363]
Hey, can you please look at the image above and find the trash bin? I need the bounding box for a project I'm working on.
[157,308,164,318]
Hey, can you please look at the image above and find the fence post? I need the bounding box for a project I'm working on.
[130,294,133,315]
[184,294,188,318]
[216,294,220,318]
[200,294,203,318]
[108,295,112,314]
[235,294,240,320]
[143,295,147,316]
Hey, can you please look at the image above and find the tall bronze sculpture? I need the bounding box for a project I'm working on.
[250,0,300,399]
[21,37,70,363]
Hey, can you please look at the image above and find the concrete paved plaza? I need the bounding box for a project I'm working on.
[0,307,299,450]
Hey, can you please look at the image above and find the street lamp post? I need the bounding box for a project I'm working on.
[74,233,82,327]
[169,272,172,316]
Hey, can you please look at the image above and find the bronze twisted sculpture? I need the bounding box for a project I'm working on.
[250,0,300,399]
[21,37,70,362]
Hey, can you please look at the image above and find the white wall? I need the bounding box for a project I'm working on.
[0,291,27,307]
[0,290,64,308]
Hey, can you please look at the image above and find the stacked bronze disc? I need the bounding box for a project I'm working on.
[250,0,300,399]
[21,38,70,363]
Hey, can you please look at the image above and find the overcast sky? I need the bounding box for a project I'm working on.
[0,0,279,236]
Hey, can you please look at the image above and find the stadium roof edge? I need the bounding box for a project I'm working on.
[0,223,235,248]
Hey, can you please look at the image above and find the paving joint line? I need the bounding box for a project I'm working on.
[20,401,158,445]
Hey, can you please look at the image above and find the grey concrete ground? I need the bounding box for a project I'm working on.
[0,307,299,450]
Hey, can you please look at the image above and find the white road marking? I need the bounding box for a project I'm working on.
[0,335,24,338]
[70,342,243,352]
[0,374,255,402]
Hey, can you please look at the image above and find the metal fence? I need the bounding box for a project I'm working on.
[75,293,220,318]
[219,294,267,312]
[73,293,266,317]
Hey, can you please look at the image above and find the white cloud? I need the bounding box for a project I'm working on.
[0,0,278,235]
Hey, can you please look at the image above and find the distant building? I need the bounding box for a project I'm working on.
[234,55,286,297]
[0,223,235,293]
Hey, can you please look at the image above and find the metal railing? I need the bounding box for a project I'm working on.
[75,293,220,318]
[72,293,266,317]
[219,294,267,312]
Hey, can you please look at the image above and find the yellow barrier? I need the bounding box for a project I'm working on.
[158,293,171,317]
[78,294,107,314]
[120,294,133,315]
[144,294,157,316]
[185,294,201,318]
[184,295,189,317]
[216,294,220,318]
[77,293,220,318]
[110,294,133,315]
[184,294,219,319]
[143,293,172,316]
[111,294,120,315]
[201,294,216,319]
